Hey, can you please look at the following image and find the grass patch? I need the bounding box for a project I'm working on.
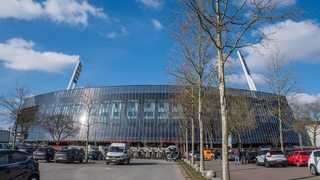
[179,160,207,180]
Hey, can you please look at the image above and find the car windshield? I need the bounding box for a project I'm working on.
[109,147,124,153]
[90,151,100,155]
[35,148,47,152]
[301,152,311,155]
[270,151,283,155]
[314,151,320,157]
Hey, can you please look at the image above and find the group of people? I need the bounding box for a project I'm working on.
[234,148,247,165]
[212,148,247,165]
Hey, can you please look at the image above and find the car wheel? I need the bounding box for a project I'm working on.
[296,161,300,167]
[256,160,260,166]
[28,174,39,180]
[310,165,318,176]
[265,161,270,168]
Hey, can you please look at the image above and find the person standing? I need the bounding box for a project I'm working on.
[234,148,241,165]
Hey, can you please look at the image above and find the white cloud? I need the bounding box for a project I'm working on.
[106,32,117,38]
[102,26,129,39]
[0,0,107,26]
[226,73,265,89]
[136,0,163,9]
[288,93,320,105]
[0,0,42,20]
[243,20,320,70]
[151,19,163,30]
[0,38,79,73]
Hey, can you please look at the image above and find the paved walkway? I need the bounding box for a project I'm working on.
[196,159,319,180]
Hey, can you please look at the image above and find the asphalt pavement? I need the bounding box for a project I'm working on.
[198,159,319,180]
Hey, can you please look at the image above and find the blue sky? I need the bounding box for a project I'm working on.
[0,0,320,106]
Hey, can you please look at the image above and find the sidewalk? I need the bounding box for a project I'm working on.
[196,159,257,179]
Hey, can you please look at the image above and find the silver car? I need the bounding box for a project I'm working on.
[256,150,287,167]
[308,150,320,176]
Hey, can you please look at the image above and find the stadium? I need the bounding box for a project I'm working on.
[23,85,302,148]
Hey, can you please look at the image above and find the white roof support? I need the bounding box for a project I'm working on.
[67,60,82,90]
[237,51,257,91]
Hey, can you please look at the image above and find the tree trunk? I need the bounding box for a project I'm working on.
[85,123,89,163]
[198,87,205,172]
[191,116,195,165]
[278,97,284,152]
[12,126,17,149]
[299,132,303,150]
[185,126,189,160]
[218,50,230,180]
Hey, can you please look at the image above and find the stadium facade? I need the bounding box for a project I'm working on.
[23,85,302,148]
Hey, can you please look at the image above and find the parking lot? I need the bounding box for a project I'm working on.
[37,157,320,180]
[202,159,320,180]
[38,159,184,180]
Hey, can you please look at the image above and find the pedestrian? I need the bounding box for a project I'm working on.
[234,148,241,165]
[241,149,246,164]
[217,149,221,161]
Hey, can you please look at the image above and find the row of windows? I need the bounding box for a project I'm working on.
[24,85,299,145]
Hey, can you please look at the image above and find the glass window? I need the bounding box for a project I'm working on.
[112,101,122,119]
[127,101,138,119]
[11,152,27,163]
[158,102,169,119]
[0,152,9,165]
[144,101,155,119]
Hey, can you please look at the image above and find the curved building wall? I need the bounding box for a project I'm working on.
[23,85,300,146]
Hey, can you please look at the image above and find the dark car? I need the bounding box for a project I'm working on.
[0,150,40,180]
[33,147,55,162]
[245,151,258,163]
[188,150,201,160]
[89,150,104,160]
[54,148,84,163]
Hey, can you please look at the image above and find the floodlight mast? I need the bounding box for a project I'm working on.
[237,51,257,91]
[67,60,82,90]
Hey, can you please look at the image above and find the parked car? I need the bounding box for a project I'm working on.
[16,145,36,154]
[54,148,84,163]
[308,149,320,176]
[33,147,55,162]
[188,150,201,160]
[204,149,214,159]
[245,151,258,163]
[287,150,311,167]
[0,143,10,150]
[0,149,40,180]
[256,150,287,167]
[89,150,104,160]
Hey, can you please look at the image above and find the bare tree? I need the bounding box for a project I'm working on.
[177,1,295,179]
[203,92,221,149]
[78,88,100,163]
[291,102,309,150]
[227,95,257,150]
[16,106,38,145]
[169,11,216,171]
[0,83,30,148]
[305,98,320,148]
[39,113,79,146]
[174,89,197,164]
[263,51,298,152]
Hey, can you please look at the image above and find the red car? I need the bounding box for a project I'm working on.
[287,150,311,166]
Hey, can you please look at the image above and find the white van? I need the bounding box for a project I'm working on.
[105,143,130,165]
